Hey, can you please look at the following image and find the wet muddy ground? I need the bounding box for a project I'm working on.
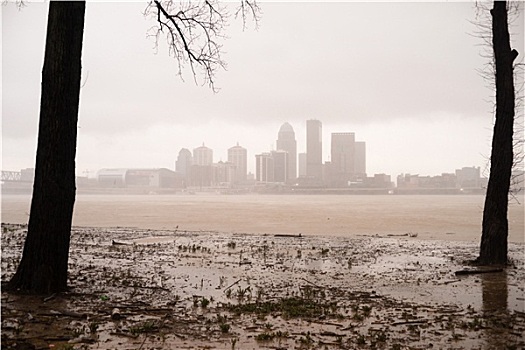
[1,223,524,349]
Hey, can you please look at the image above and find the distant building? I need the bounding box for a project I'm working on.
[228,143,247,184]
[193,143,213,166]
[397,173,457,189]
[189,164,215,188]
[298,153,307,178]
[175,148,193,179]
[325,133,367,187]
[276,122,297,181]
[271,150,288,183]
[330,132,355,186]
[255,153,274,183]
[97,168,127,187]
[354,141,366,176]
[358,174,393,188]
[455,166,481,188]
[306,119,323,180]
[97,168,179,188]
[216,161,236,186]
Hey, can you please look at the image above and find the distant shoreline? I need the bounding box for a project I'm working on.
[1,185,492,196]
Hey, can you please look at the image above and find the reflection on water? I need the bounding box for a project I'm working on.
[481,271,509,349]
[482,271,508,313]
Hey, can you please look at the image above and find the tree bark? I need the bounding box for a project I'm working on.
[8,1,86,294]
[478,1,518,266]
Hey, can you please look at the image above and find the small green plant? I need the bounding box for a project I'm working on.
[236,286,251,301]
[256,287,265,302]
[468,316,483,329]
[362,305,372,317]
[298,331,313,345]
[256,332,274,342]
[201,297,210,308]
[227,241,236,249]
[321,248,329,256]
[407,324,419,333]
[220,323,230,333]
[129,320,157,335]
[72,326,84,338]
[356,334,366,345]
[353,313,364,321]
[226,297,339,319]
[88,321,99,333]
[375,330,387,342]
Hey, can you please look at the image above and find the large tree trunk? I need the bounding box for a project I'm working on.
[8,1,86,294]
[478,1,518,266]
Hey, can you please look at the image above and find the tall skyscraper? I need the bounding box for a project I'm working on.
[298,153,307,178]
[193,143,213,166]
[271,150,288,183]
[255,153,274,183]
[228,143,247,184]
[276,122,297,181]
[331,132,355,175]
[354,141,366,176]
[306,119,322,179]
[175,148,193,176]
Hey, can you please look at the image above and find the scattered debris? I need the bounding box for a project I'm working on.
[1,223,524,350]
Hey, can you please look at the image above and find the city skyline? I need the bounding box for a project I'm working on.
[3,3,524,179]
[2,118,506,182]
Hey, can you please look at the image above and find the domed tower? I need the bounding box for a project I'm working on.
[228,143,248,184]
[193,143,213,166]
[276,122,297,181]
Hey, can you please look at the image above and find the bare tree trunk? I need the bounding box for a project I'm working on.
[8,1,86,294]
[478,1,519,266]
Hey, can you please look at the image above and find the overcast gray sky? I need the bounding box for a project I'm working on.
[2,1,524,178]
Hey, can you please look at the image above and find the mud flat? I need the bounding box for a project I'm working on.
[2,223,524,349]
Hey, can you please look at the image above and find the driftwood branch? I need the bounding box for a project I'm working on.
[224,278,242,291]
[455,268,503,276]
[275,233,303,238]
[301,277,321,288]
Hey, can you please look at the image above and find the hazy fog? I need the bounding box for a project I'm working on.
[2,2,524,177]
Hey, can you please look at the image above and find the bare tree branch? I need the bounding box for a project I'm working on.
[235,0,262,31]
[2,0,26,10]
[144,0,260,92]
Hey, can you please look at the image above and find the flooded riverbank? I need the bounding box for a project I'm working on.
[1,224,524,349]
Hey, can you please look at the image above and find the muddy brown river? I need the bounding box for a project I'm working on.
[2,193,524,242]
